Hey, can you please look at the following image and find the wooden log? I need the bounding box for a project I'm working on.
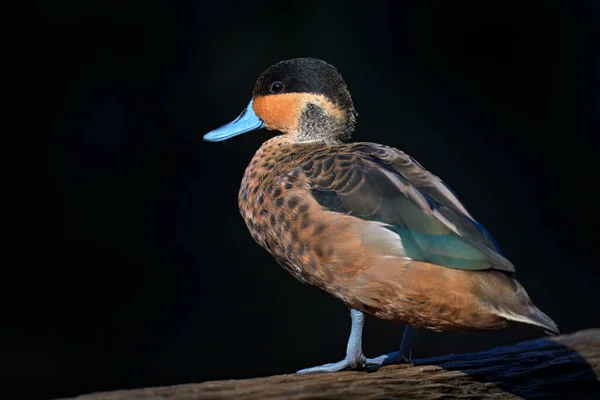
[63,328,600,399]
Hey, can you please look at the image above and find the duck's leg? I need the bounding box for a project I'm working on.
[296,308,367,374]
[364,326,417,368]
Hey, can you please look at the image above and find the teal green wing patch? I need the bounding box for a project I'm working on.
[389,226,494,270]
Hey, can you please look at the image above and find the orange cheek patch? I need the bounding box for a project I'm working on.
[253,94,305,132]
[253,93,344,134]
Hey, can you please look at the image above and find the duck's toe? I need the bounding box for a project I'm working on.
[364,351,413,371]
[365,326,417,370]
[296,353,367,374]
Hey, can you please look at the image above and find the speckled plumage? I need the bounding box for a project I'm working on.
[238,137,543,331]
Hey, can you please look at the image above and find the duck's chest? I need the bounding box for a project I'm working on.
[237,139,315,279]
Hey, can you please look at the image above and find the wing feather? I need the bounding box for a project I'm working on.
[301,143,515,273]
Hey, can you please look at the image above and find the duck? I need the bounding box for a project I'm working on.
[203,57,558,374]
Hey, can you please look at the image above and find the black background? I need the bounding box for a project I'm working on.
[5,1,600,399]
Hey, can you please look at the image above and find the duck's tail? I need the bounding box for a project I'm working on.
[498,303,560,336]
[489,274,559,336]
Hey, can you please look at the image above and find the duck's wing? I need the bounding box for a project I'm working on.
[301,143,514,273]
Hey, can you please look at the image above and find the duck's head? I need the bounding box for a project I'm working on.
[204,58,357,144]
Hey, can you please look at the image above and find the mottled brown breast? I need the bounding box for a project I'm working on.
[238,137,364,289]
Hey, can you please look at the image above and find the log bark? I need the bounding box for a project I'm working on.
[64,328,600,400]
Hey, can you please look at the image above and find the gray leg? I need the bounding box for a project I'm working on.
[399,325,417,361]
[365,326,417,368]
[296,309,367,374]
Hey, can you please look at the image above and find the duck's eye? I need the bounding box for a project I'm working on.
[269,81,284,94]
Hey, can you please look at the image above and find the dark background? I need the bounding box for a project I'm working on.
[5,1,600,399]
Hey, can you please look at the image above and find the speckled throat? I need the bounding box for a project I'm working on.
[296,102,356,144]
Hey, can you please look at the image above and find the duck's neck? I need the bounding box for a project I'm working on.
[291,103,356,145]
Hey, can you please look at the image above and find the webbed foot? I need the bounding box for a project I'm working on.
[364,350,412,369]
[296,308,366,374]
[296,353,367,374]
[295,311,417,374]
[365,326,417,369]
